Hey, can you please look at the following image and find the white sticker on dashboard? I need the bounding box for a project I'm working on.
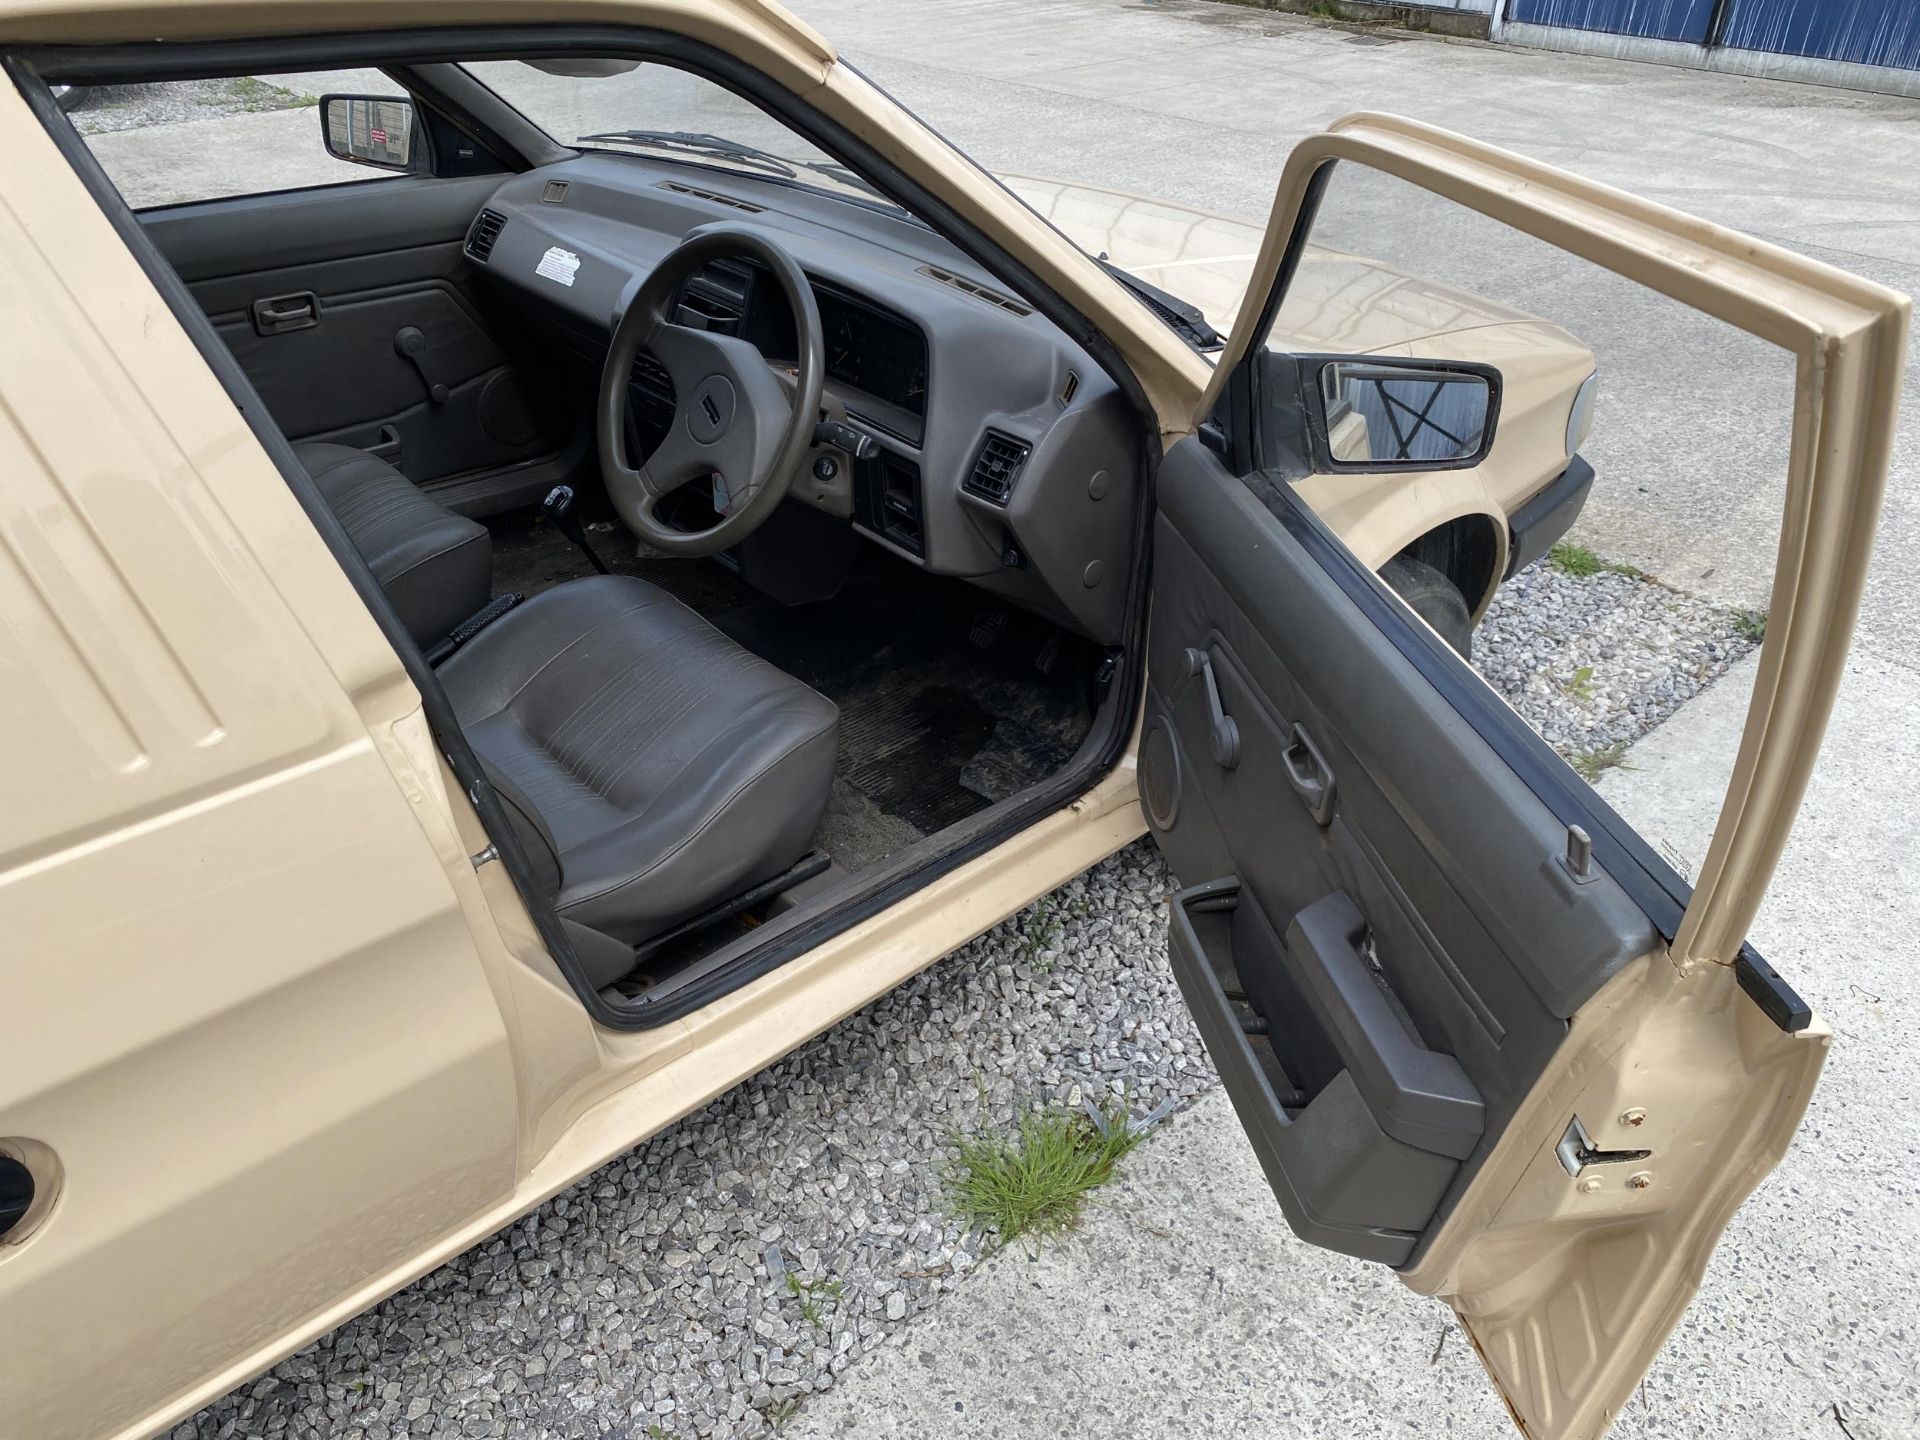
[535,246,581,287]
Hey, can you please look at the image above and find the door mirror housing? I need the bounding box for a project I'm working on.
[320,94,419,173]
[1306,356,1499,472]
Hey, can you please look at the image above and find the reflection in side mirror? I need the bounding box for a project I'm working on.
[321,94,417,172]
[1313,359,1498,470]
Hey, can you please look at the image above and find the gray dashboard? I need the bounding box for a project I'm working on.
[464,153,1142,644]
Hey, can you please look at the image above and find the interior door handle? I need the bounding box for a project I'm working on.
[1183,647,1240,769]
[1283,722,1336,826]
[251,291,319,336]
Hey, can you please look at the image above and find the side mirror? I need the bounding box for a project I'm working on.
[1306,357,1500,471]
[320,94,419,173]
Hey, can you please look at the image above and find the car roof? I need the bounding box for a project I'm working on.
[0,0,836,69]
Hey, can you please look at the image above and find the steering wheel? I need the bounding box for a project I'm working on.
[598,227,824,556]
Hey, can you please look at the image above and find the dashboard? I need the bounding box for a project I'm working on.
[462,153,1142,645]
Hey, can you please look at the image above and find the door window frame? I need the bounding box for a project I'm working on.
[1208,114,1908,983]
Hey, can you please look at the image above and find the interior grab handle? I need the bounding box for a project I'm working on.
[1183,647,1240,769]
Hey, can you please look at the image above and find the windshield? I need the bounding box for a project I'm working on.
[463,60,905,213]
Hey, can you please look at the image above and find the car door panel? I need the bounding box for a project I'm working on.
[1146,439,1655,1265]
[1147,113,1904,1438]
[142,175,566,492]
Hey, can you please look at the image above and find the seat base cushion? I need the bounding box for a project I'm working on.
[438,575,839,974]
[295,441,491,647]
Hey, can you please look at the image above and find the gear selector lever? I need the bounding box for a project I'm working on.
[541,485,610,575]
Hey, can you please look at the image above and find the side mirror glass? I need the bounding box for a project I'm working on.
[320,94,418,173]
[1310,357,1498,471]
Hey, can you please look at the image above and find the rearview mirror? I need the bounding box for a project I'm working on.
[1309,357,1499,471]
[320,94,418,173]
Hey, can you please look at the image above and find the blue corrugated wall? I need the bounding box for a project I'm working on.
[1505,0,1715,43]
[1504,0,1920,69]
[1719,0,1920,69]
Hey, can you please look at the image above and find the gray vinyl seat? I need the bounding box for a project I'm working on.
[294,441,491,647]
[438,574,839,986]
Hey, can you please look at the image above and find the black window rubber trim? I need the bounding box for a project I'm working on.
[3,29,1157,1032]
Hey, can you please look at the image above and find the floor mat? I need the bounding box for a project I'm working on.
[488,508,1096,868]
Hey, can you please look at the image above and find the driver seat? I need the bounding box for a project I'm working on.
[438,575,839,986]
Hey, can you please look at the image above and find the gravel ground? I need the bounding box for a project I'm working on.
[184,851,1212,1440]
[1477,559,1757,770]
[174,549,1755,1440]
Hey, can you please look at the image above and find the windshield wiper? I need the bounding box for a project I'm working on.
[1096,257,1225,353]
[576,129,798,178]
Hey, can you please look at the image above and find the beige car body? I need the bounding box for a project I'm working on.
[1009,174,1596,607]
[0,5,1905,1440]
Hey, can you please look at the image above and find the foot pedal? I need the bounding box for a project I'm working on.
[426,593,521,665]
[1033,629,1064,675]
[968,608,1009,650]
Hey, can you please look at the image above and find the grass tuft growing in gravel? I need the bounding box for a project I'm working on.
[1549,541,1643,579]
[1567,740,1634,783]
[1733,608,1769,644]
[946,1097,1143,1252]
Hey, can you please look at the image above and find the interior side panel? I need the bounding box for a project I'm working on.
[141,176,566,490]
[1142,437,1657,1263]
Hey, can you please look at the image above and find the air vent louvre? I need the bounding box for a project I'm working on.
[916,264,1031,316]
[631,353,673,396]
[465,208,506,262]
[963,430,1032,507]
[1059,370,1081,407]
[542,180,570,204]
[658,180,765,213]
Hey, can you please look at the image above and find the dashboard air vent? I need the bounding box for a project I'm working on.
[658,180,765,213]
[963,430,1032,507]
[916,264,1031,316]
[542,180,570,204]
[631,352,673,396]
[465,208,506,262]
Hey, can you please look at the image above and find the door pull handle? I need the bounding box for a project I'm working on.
[1183,647,1240,769]
[1283,723,1336,827]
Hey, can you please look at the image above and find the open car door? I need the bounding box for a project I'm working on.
[1141,114,1907,1439]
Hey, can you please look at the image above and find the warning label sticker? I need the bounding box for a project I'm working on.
[535,247,581,287]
